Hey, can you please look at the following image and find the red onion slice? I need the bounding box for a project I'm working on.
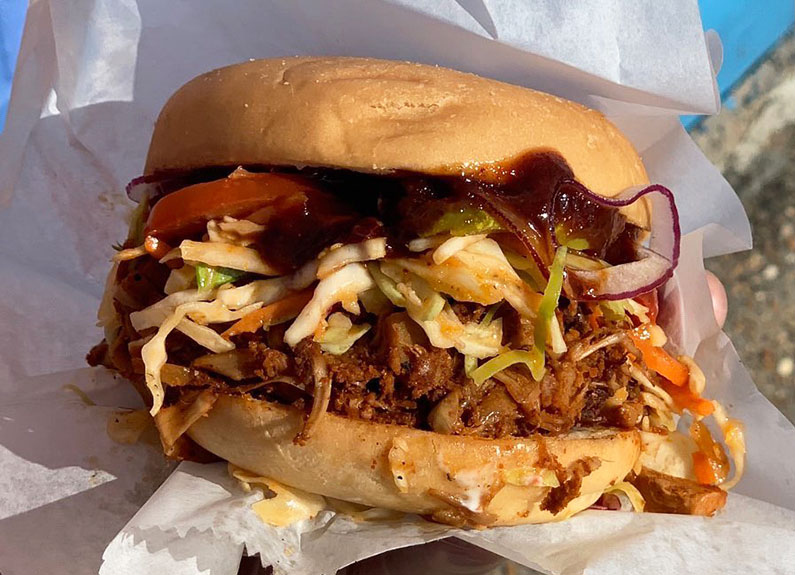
[553,181,680,300]
[589,493,622,511]
[466,185,550,272]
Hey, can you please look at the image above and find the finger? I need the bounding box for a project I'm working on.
[705,271,727,329]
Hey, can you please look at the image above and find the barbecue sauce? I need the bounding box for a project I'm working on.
[145,152,641,273]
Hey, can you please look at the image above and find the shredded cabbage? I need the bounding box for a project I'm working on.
[358,287,392,315]
[316,313,371,355]
[563,238,589,250]
[181,300,262,326]
[432,234,487,264]
[367,262,407,306]
[176,317,235,353]
[548,313,567,355]
[130,289,214,332]
[526,246,568,380]
[605,481,646,512]
[504,250,547,291]
[284,263,374,347]
[464,355,478,375]
[407,236,446,252]
[481,302,502,326]
[141,303,192,415]
[218,277,289,309]
[164,265,195,295]
[628,361,674,408]
[423,206,502,237]
[178,239,278,276]
[317,238,387,279]
[600,298,650,324]
[218,261,317,309]
[112,245,147,262]
[396,273,446,322]
[140,298,257,415]
[207,217,265,246]
[415,306,502,358]
[470,350,543,386]
[461,302,502,376]
[386,271,500,357]
[386,238,540,317]
[196,264,245,292]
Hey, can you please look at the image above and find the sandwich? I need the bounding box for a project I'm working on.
[89,57,745,526]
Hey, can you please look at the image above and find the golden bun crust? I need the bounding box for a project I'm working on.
[188,395,641,525]
[145,57,650,227]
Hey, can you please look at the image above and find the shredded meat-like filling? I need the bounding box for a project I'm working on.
[89,256,654,439]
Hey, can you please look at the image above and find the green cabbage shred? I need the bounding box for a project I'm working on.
[195,264,245,292]
[423,206,502,237]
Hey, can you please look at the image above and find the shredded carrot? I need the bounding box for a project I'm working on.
[692,452,720,485]
[659,377,715,416]
[144,235,173,260]
[222,289,313,339]
[588,303,602,331]
[690,420,730,484]
[629,326,689,386]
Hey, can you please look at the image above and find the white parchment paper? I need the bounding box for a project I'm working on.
[1,1,794,574]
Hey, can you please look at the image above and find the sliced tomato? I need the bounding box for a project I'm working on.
[144,170,325,241]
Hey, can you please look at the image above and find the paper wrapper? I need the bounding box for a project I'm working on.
[1,1,795,574]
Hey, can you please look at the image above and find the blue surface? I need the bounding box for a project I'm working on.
[683,0,795,127]
[0,0,26,132]
[0,2,792,132]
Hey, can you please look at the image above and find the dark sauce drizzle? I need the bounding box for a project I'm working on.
[147,152,640,274]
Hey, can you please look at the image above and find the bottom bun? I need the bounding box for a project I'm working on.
[188,395,641,525]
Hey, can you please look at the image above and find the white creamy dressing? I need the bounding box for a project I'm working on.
[230,465,326,527]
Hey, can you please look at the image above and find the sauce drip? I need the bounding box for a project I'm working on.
[246,185,358,274]
[385,152,638,266]
[145,152,640,273]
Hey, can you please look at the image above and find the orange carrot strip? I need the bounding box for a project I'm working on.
[659,378,715,417]
[629,327,689,386]
[144,235,173,260]
[222,289,313,339]
[588,303,602,331]
[692,452,720,485]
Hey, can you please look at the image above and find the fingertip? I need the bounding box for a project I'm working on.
[705,271,728,329]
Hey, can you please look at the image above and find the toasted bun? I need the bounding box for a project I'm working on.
[145,57,650,227]
[188,395,641,525]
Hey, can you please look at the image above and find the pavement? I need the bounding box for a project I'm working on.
[693,29,795,424]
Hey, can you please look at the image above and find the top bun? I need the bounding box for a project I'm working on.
[145,57,650,227]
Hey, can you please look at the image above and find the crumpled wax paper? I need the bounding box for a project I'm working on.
[1,1,794,574]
